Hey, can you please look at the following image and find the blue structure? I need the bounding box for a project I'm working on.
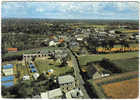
[2,81,14,87]
[29,64,35,68]
[3,64,13,69]
[30,68,37,73]
[1,76,14,82]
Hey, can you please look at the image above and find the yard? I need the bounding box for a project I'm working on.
[34,58,73,76]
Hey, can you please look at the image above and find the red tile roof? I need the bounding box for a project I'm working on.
[7,48,17,51]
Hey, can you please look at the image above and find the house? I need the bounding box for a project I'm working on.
[40,88,63,99]
[86,62,110,80]
[7,48,17,52]
[58,75,75,93]
[65,88,84,99]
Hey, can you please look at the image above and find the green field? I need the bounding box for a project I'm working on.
[112,57,138,72]
[34,58,73,76]
[78,52,139,66]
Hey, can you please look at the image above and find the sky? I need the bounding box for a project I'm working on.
[1,2,139,20]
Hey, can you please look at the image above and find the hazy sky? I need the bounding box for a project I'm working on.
[2,2,139,19]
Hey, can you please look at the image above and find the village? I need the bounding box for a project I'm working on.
[2,19,139,98]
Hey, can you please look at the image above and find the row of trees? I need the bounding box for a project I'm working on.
[87,35,130,53]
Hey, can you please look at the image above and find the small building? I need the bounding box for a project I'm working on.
[23,75,30,80]
[33,73,40,80]
[65,88,84,99]
[58,75,75,93]
[40,88,63,99]
[7,48,17,52]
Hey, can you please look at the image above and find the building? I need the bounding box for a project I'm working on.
[7,48,17,52]
[65,88,84,99]
[23,75,30,80]
[109,30,115,34]
[58,75,75,93]
[86,62,110,80]
[49,41,57,46]
[40,88,63,99]
[76,37,83,41]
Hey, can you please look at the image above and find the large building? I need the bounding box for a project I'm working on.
[58,75,75,93]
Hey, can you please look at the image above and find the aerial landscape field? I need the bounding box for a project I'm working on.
[1,1,139,99]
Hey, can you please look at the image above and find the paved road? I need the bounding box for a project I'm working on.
[68,48,90,98]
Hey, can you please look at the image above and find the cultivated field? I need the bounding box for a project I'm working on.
[102,78,139,98]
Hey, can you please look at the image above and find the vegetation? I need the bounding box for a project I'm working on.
[34,58,74,76]
[112,57,138,72]
[78,52,138,66]
[2,77,59,98]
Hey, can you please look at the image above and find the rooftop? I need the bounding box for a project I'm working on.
[58,75,75,84]
[66,88,84,99]
[3,64,13,69]
[41,88,63,99]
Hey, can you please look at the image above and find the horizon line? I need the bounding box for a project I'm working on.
[2,17,139,21]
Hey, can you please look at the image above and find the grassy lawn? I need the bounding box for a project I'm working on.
[78,52,139,66]
[34,58,73,76]
[112,57,138,72]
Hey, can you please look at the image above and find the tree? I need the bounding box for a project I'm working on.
[108,39,115,49]
[37,73,47,81]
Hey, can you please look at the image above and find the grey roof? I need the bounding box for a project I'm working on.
[41,88,63,99]
[48,88,63,99]
[58,75,75,84]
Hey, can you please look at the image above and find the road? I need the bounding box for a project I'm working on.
[68,48,90,99]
